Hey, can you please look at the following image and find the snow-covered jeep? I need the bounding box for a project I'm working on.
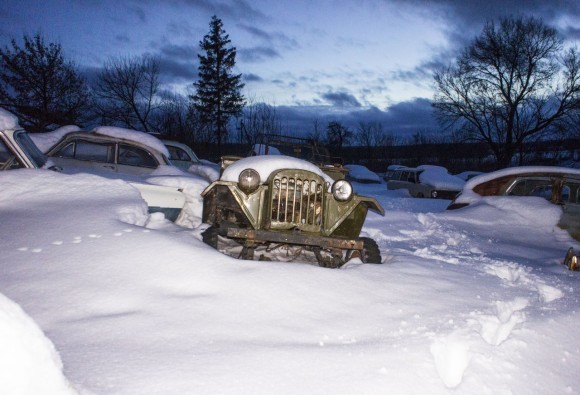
[201,135,385,268]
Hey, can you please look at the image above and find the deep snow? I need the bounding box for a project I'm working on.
[1,169,580,394]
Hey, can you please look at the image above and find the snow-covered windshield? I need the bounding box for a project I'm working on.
[14,130,47,168]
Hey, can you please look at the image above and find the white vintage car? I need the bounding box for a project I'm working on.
[0,109,186,221]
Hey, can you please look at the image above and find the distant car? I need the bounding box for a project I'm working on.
[383,165,408,182]
[345,164,381,184]
[448,166,580,241]
[387,165,465,199]
[162,140,220,181]
[163,140,202,170]
[0,114,186,222]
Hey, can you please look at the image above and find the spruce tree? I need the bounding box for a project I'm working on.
[192,15,245,155]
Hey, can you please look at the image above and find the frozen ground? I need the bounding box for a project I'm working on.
[0,171,579,394]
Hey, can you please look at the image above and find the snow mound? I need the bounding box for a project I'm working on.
[0,292,76,394]
[29,125,81,153]
[445,195,562,228]
[418,165,465,190]
[345,164,381,183]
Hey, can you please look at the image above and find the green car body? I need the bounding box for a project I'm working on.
[201,135,385,267]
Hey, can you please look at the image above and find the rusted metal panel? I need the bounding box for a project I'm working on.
[226,228,364,250]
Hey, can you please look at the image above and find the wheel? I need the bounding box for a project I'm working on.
[563,247,574,267]
[360,237,382,264]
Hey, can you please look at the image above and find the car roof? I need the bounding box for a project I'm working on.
[47,130,167,157]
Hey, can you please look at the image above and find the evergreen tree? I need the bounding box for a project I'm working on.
[0,33,91,131]
[191,15,245,155]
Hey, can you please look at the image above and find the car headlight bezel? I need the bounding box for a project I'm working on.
[238,168,261,194]
[332,179,353,202]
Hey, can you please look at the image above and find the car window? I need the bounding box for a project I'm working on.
[167,146,192,161]
[118,144,158,168]
[56,140,115,163]
[530,185,554,200]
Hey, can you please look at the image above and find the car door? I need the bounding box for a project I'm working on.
[116,143,159,176]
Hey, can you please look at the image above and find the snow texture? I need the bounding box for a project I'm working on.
[345,164,381,183]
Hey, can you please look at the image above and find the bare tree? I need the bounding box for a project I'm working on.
[0,33,91,131]
[240,97,281,145]
[156,93,191,141]
[433,16,579,168]
[355,121,386,166]
[93,55,161,133]
[325,121,352,155]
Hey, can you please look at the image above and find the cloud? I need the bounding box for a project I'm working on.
[238,46,281,62]
[321,91,362,108]
[270,98,438,138]
[393,0,580,41]
[244,73,263,82]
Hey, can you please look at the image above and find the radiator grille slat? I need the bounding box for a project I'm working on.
[271,172,324,230]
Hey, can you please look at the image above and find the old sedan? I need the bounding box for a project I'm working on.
[448,166,580,241]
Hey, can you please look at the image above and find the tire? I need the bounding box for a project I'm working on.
[360,237,382,264]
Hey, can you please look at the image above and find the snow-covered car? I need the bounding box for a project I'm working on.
[345,164,381,184]
[201,135,385,268]
[448,166,580,241]
[383,164,408,182]
[47,127,173,176]
[1,111,187,222]
[387,165,465,199]
[162,140,220,182]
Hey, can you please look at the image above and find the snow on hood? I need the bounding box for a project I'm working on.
[29,125,81,153]
[418,165,465,190]
[345,164,381,183]
[94,126,170,158]
[0,292,76,394]
[221,155,335,185]
[0,107,19,130]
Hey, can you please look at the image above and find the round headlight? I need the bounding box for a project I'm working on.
[431,190,438,198]
[332,179,353,202]
[238,168,260,193]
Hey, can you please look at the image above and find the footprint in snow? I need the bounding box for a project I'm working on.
[469,297,529,346]
[430,330,472,388]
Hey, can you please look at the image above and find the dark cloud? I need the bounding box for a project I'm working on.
[157,58,198,81]
[238,46,281,62]
[392,0,580,41]
[321,92,362,108]
[244,73,263,82]
[170,0,269,22]
[272,98,438,138]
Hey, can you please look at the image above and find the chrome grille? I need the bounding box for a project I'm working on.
[270,171,324,231]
